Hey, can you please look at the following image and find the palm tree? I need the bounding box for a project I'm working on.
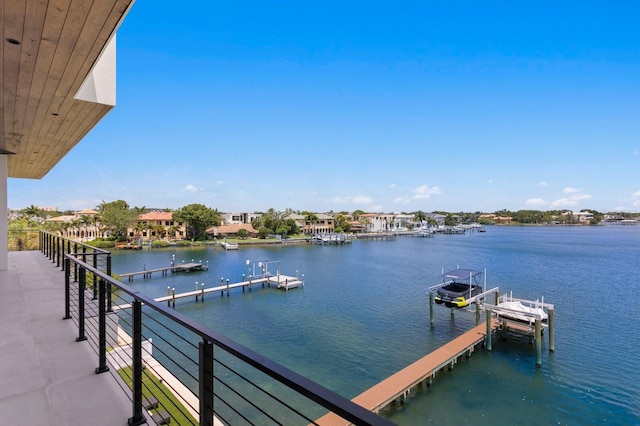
[414,210,427,223]
[23,204,41,219]
[304,212,319,235]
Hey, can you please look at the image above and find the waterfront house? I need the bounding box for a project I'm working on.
[45,209,102,241]
[221,211,262,225]
[207,223,258,238]
[287,213,336,234]
[128,211,186,241]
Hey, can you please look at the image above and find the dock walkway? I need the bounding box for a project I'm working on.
[119,262,207,281]
[317,321,498,425]
[116,274,304,310]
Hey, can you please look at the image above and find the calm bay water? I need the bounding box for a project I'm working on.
[111,226,640,425]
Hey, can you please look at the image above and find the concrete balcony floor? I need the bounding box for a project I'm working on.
[0,251,132,425]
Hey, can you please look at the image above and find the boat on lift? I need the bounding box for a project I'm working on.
[434,268,485,308]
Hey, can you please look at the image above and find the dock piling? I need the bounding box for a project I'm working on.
[548,308,555,352]
[486,308,492,351]
[535,318,542,368]
[429,293,434,327]
[201,283,205,301]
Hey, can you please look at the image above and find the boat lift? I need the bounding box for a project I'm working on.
[427,268,500,326]
[484,293,555,367]
[428,270,556,367]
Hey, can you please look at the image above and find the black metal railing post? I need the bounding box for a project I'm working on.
[128,299,146,426]
[73,243,78,280]
[199,339,214,426]
[106,255,113,312]
[56,236,61,268]
[95,278,109,374]
[92,253,98,300]
[76,267,87,342]
[64,257,71,320]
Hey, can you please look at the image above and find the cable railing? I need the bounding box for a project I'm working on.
[40,232,392,426]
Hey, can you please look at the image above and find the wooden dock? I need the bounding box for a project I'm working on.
[316,321,498,425]
[355,233,396,241]
[119,262,208,281]
[115,274,304,310]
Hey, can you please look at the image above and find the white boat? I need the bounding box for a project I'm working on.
[497,300,547,323]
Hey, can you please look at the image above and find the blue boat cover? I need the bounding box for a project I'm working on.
[443,269,482,281]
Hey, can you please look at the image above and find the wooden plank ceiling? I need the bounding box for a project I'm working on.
[1,0,134,179]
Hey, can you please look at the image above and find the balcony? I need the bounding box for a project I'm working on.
[0,233,391,425]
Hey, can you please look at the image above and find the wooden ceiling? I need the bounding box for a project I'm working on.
[1,0,135,179]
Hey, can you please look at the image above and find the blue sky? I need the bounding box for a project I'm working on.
[9,1,640,213]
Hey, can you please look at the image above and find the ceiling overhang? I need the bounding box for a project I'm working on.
[2,0,135,179]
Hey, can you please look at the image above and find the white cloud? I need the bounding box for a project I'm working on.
[634,200,640,206]
[633,149,639,156]
[389,184,396,188]
[614,206,627,211]
[353,195,373,204]
[550,198,577,208]
[393,197,411,204]
[331,196,351,204]
[537,181,548,187]
[632,190,640,197]
[411,184,441,200]
[550,189,592,208]
[572,193,592,201]
[184,184,200,193]
[216,180,224,185]
[525,198,548,207]
[371,205,383,211]
[331,195,373,205]
[563,187,580,194]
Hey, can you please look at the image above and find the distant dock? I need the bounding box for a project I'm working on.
[355,233,396,241]
[115,274,304,310]
[119,262,208,281]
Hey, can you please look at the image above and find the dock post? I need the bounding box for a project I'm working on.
[495,290,500,305]
[167,286,171,307]
[548,308,555,352]
[285,278,288,292]
[220,277,224,296]
[195,281,199,301]
[172,288,176,308]
[429,293,435,327]
[485,308,492,351]
[226,279,230,297]
[535,318,542,368]
[475,300,480,325]
[242,274,246,293]
[201,283,205,302]
[249,276,252,292]
[450,307,455,318]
